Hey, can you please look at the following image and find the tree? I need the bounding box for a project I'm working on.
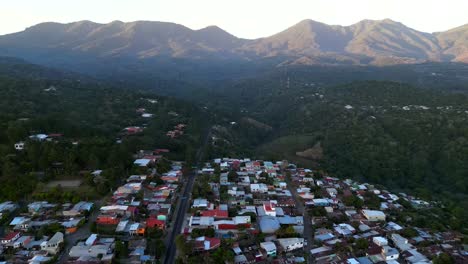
[115,240,128,258]
[432,253,454,264]
[355,238,369,250]
[227,170,238,182]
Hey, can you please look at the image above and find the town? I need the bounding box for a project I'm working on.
[2,152,466,263]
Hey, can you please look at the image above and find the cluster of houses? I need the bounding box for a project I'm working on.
[166,124,186,139]
[61,150,182,263]
[0,200,93,263]
[177,158,467,264]
[289,163,466,264]
[179,158,308,263]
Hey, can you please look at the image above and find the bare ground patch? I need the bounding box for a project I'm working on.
[296,142,323,160]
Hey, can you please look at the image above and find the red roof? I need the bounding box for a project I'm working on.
[154,149,170,154]
[146,218,165,228]
[3,232,20,241]
[264,202,276,212]
[201,209,228,218]
[194,237,221,251]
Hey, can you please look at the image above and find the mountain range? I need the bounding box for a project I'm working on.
[0,19,466,69]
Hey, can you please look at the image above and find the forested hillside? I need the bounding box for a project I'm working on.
[207,80,468,226]
[0,60,208,201]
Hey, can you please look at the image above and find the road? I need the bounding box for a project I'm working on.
[163,127,212,264]
[57,199,103,264]
[285,174,314,263]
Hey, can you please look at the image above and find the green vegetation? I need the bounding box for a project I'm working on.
[0,63,208,202]
[209,80,468,231]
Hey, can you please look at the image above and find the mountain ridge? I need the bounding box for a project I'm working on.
[0,19,466,67]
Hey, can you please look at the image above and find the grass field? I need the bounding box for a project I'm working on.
[255,134,321,167]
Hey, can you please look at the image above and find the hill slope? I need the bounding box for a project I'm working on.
[0,19,467,69]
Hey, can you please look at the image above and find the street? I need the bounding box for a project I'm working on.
[163,127,212,264]
[285,174,314,263]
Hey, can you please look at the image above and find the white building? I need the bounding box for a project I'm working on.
[260,242,276,256]
[14,142,25,150]
[382,246,399,261]
[250,183,268,193]
[373,236,388,247]
[192,198,209,208]
[362,209,386,221]
[277,237,304,252]
[41,232,63,255]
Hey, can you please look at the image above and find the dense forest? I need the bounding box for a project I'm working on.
[0,60,208,202]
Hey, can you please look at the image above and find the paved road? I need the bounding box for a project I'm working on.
[57,200,103,264]
[163,127,212,264]
[285,175,313,263]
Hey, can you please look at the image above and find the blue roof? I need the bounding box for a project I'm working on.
[357,257,373,264]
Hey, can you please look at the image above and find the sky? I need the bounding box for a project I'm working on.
[1,0,467,39]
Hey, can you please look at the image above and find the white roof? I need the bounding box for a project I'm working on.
[362,209,386,217]
[129,223,140,231]
[85,234,97,246]
[134,159,151,166]
[260,241,276,251]
[277,237,304,248]
[100,205,128,211]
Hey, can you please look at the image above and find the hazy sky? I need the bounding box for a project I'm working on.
[1,0,467,38]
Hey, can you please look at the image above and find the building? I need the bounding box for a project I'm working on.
[193,237,221,252]
[263,201,276,217]
[192,198,209,208]
[362,209,386,221]
[14,142,25,150]
[277,237,304,252]
[260,242,277,257]
[334,223,356,236]
[41,232,64,255]
[1,232,20,244]
[382,246,399,261]
[250,183,268,193]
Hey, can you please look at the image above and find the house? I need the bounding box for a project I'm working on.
[263,201,276,217]
[390,234,412,251]
[326,188,338,197]
[13,236,32,249]
[382,246,399,261]
[129,223,145,236]
[201,209,229,219]
[85,234,98,246]
[260,241,277,257]
[14,141,25,150]
[193,237,221,252]
[277,237,304,252]
[146,217,165,230]
[373,236,388,246]
[192,198,209,208]
[362,209,386,221]
[312,198,330,207]
[41,232,64,255]
[250,183,268,193]
[258,216,281,233]
[1,232,20,244]
[134,159,152,167]
[96,215,120,225]
[334,223,356,236]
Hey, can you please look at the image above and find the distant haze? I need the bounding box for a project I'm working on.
[1,0,467,39]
